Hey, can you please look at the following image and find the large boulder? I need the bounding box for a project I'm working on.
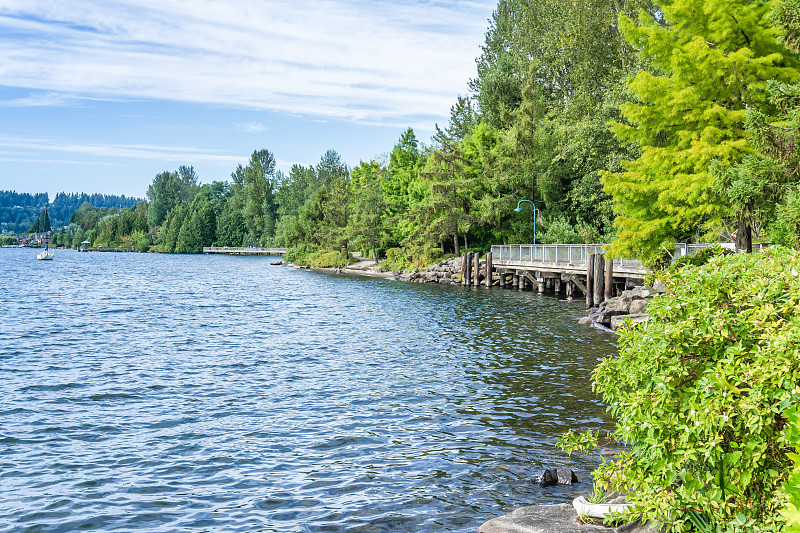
[610,314,650,330]
[478,504,659,533]
[628,299,648,315]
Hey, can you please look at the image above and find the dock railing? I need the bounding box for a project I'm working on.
[203,247,287,255]
[490,242,768,275]
[490,244,641,271]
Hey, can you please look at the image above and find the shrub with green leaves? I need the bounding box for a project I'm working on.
[783,406,800,532]
[580,247,800,531]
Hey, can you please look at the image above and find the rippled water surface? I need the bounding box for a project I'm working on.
[0,248,617,532]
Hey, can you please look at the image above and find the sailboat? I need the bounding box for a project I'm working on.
[37,245,53,260]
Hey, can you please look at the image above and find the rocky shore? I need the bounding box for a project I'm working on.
[578,285,663,331]
[390,256,467,284]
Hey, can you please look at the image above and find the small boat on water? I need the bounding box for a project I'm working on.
[37,248,53,260]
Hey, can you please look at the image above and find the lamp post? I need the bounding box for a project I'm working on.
[513,200,537,245]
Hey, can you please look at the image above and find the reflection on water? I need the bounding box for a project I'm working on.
[0,248,616,532]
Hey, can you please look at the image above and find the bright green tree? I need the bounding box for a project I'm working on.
[603,0,800,264]
[385,128,427,247]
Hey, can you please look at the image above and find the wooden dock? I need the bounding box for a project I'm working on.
[482,244,645,307]
[459,243,739,308]
[202,247,287,256]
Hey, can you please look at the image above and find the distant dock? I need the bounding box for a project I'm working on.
[202,247,287,256]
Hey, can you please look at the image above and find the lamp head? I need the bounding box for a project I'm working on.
[514,207,522,212]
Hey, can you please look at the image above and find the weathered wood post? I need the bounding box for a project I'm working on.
[473,252,480,287]
[465,252,472,286]
[485,252,493,288]
[513,271,520,290]
[566,280,573,299]
[538,276,545,293]
[554,278,561,296]
[593,253,605,306]
[461,253,467,286]
[586,254,595,308]
[604,258,614,302]
[499,270,506,289]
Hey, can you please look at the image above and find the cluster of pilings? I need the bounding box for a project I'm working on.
[459,251,634,308]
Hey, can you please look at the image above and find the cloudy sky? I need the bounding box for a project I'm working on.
[0,0,495,198]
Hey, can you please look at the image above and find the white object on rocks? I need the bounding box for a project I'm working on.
[572,495,633,519]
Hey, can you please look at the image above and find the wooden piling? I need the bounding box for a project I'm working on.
[604,258,614,302]
[473,252,480,287]
[586,254,595,308]
[538,279,545,293]
[499,270,505,289]
[513,272,520,290]
[554,278,561,295]
[465,252,472,286]
[460,253,467,286]
[566,280,573,299]
[593,253,605,307]
[485,252,493,288]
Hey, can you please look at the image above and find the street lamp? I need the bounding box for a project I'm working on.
[513,200,537,244]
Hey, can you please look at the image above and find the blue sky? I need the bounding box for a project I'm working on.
[0,0,495,198]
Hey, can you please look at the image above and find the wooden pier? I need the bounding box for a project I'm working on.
[202,247,287,256]
[457,243,734,308]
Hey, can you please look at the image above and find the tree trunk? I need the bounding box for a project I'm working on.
[454,231,460,255]
[735,219,752,253]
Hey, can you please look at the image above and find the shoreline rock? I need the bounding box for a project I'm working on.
[478,503,658,533]
[580,285,664,332]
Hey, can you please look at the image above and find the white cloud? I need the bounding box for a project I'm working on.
[0,92,78,107]
[0,0,493,124]
[236,121,266,133]
[0,135,246,164]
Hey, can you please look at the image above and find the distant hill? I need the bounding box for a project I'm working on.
[0,191,143,234]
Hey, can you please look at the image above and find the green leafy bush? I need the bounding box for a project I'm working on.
[572,247,800,532]
[303,250,352,268]
[381,244,444,271]
[783,406,800,532]
[285,246,351,268]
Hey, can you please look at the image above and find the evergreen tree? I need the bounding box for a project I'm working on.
[349,161,387,262]
[242,149,277,244]
[603,0,800,264]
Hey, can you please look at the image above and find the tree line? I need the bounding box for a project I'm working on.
[0,191,140,235]
[48,0,800,267]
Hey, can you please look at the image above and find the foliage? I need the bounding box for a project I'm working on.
[576,247,800,532]
[2,191,139,234]
[471,0,651,120]
[146,166,199,227]
[242,149,278,244]
[0,232,19,246]
[27,208,51,233]
[349,160,387,262]
[783,405,800,532]
[284,247,352,268]
[48,192,140,230]
[604,0,800,264]
[381,244,444,272]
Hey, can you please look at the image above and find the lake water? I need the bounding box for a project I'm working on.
[0,248,617,532]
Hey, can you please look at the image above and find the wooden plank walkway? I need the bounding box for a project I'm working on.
[202,247,287,256]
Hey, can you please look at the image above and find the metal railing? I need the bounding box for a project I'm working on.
[491,244,608,264]
[203,247,287,255]
[490,242,766,273]
[671,242,768,259]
